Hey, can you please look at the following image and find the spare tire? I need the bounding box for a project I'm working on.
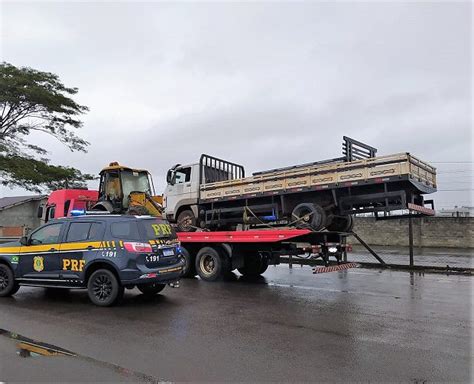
[291,203,326,231]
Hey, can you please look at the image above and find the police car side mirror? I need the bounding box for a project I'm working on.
[20,236,29,246]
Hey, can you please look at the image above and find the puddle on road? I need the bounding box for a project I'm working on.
[0,328,166,383]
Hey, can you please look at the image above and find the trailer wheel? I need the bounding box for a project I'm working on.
[177,209,197,232]
[180,247,197,278]
[238,254,268,276]
[195,246,230,282]
[327,215,354,232]
[291,203,326,231]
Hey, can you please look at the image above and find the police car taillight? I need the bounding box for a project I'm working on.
[123,242,152,253]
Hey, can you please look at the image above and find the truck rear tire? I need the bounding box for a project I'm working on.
[238,254,268,276]
[137,283,166,296]
[327,215,354,232]
[177,209,197,232]
[195,246,230,282]
[291,203,326,231]
[180,247,197,278]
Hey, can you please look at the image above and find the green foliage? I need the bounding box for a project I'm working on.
[0,62,93,192]
[0,155,95,193]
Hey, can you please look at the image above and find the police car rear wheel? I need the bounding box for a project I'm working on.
[0,264,19,297]
[87,269,123,307]
[137,283,166,296]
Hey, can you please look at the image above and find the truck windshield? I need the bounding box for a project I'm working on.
[121,170,152,204]
[138,219,178,240]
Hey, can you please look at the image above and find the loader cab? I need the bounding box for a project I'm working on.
[97,163,155,212]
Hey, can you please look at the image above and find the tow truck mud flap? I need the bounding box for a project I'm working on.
[313,262,358,274]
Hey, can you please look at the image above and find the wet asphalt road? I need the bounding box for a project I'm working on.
[0,265,472,383]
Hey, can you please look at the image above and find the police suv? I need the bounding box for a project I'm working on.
[0,215,184,306]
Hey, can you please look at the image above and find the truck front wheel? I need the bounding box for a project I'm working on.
[180,247,197,278]
[137,283,166,296]
[177,209,197,232]
[238,254,268,276]
[195,247,230,282]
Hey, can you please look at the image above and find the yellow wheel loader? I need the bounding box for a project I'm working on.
[92,162,163,216]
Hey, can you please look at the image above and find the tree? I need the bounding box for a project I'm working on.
[0,62,95,192]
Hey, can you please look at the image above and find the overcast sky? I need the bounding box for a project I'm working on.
[1,1,472,208]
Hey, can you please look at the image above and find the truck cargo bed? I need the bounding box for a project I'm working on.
[200,153,436,202]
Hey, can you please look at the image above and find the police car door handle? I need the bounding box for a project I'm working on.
[87,246,94,250]
[49,247,57,252]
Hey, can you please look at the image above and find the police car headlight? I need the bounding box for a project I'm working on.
[328,247,338,253]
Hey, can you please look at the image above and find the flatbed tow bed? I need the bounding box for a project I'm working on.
[177,229,355,281]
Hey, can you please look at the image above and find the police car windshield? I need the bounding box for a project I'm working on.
[138,219,177,240]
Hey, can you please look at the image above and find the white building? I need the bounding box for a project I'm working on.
[437,206,474,217]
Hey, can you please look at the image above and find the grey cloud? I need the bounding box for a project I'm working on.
[0,1,471,207]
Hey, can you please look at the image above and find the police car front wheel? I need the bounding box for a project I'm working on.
[87,269,124,307]
[0,264,20,297]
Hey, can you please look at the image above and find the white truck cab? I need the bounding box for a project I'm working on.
[163,163,201,230]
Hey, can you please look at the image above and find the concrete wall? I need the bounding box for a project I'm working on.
[353,217,474,248]
[0,200,44,233]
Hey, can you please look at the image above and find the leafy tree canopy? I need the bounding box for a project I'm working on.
[0,62,95,192]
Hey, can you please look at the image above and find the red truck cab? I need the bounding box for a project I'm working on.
[39,189,99,223]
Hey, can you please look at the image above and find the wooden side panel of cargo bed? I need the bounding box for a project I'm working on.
[200,152,436,200]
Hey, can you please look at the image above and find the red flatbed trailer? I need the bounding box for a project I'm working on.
[176,229,351,281]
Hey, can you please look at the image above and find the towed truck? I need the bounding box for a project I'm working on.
[33,136,437,281]
[163,136,436,232]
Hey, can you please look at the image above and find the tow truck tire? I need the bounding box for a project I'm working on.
[0,264,19,297]
[195,246,230,282]
[180,247,197,278]
[137,283,166,296]
[87,269,124,307]
[238,254,268,276]
[327,215,354,232]
[177,209,197,232]
[291,203,326,231]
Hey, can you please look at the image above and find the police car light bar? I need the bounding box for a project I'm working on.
[70,210,112,217]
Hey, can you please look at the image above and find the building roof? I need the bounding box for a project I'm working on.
[0,195,46,211]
